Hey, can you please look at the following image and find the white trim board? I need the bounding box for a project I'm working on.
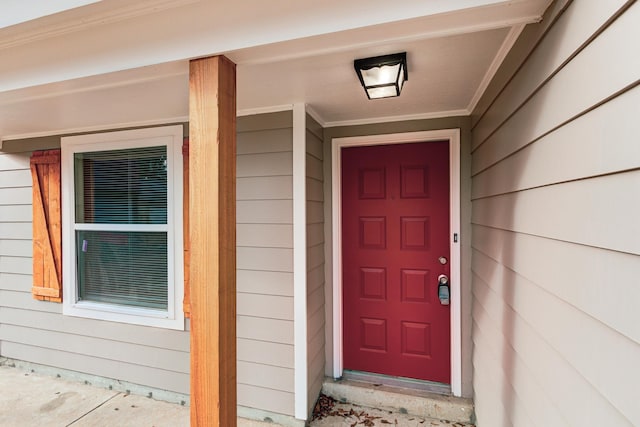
[292,103,308,420]
[466,23,526,114]
[330,129,462,397]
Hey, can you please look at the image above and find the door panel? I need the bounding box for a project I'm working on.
[342,141,450,383]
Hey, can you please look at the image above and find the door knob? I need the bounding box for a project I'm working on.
[437,274,450,305]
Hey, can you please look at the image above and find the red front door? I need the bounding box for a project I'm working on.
[342,141,450,383]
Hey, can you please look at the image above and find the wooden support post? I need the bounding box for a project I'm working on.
[189,55,237,426]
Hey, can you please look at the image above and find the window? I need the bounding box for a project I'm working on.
[61,126,184,329]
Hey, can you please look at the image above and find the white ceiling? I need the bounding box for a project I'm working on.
[0,0,552,142]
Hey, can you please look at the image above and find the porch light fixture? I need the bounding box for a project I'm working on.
[354,52,408,99]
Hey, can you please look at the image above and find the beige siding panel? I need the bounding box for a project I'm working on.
[0,187,31,204]
[306,114,325,416]
[472,0,629,149]
[237,176,292,201]
[0,256,31,274]
[306,286,324,320]
[0,223,30,240]
[472,313,561,427]
[306,114,323,141]
[472,86,640,199]
[307,345,324,381]
[0,205,31,222]
[306,265,324,295]
[472,171,640,255]
[0,135,60,153]
[473,250,640,423]
[237,200,293,224]
[237,315,293,345]
[0,307,189,351]
[237,152,292,177]
[237,293,294,321]
[472,225,640,345]
[0,324,189,373]
[307,305,324,340]
[237,338,293,368]
[471,0,571,127]
[1,341,189,394]
[238,384,293,416]
[472,370,512,427]
[0,273,30,291]
[236,119,294,416]
[306,201,323,224]
[236,247,293,272]
[473,272,635,426]
[471,3,639,425]
[306,178,323,202]
[307,376,323,416]
[238,111,292,133]
[472,4,640,175]
[306,131,323,160]
[237,361,294,393]
[306,245,324,274]
[0,290,61,313]
[0,239,31,257]
[307,351,325,417]
[306,154,323,181]
[306,223,324,248]
[237,128,292,155]
[237,224,293,249]
[307,321,324,360]
[0,154,29,171]
[0,169,31,188]
[237,270,293,297]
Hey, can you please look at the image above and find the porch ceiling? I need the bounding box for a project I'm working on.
[0,0,552,142]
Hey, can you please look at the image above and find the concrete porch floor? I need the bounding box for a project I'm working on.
[0,365,475,426]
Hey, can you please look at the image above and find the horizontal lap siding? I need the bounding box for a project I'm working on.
[236,117,295,416]
[0,113,296,416]
[305,115,325,415]
[0,151,192,394]
[470,2,640,427]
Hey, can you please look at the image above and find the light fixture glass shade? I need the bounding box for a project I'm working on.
[367,86,398,99]
[360,63,402,87]
[354,52,408,99]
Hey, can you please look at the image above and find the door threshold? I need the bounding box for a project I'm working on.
[342,370,451,395]
[322,375,473,424]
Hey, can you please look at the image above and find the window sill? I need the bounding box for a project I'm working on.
[64,301,185,330]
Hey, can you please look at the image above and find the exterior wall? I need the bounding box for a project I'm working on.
[470,1,640,426]
[305,114,325,415]
[323,116,474,398]
[236,112,295,416]
[0,111,296,416]
[0,149,191,394]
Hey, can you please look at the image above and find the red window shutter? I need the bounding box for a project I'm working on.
[183,138,191,318]
[31,150,62,302]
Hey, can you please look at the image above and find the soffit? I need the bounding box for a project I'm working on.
[0,0,552,141]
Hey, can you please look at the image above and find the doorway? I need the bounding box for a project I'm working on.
[331,129,462,395]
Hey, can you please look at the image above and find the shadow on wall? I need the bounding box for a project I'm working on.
[471,96,545,424]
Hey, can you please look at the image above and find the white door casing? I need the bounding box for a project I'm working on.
[330,129,462,397]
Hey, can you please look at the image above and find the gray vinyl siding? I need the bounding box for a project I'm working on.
[305,113,325,415]
[0,111,296,416]
[470,1,640,426]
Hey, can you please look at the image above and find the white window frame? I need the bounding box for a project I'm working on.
[61,125,184,330]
